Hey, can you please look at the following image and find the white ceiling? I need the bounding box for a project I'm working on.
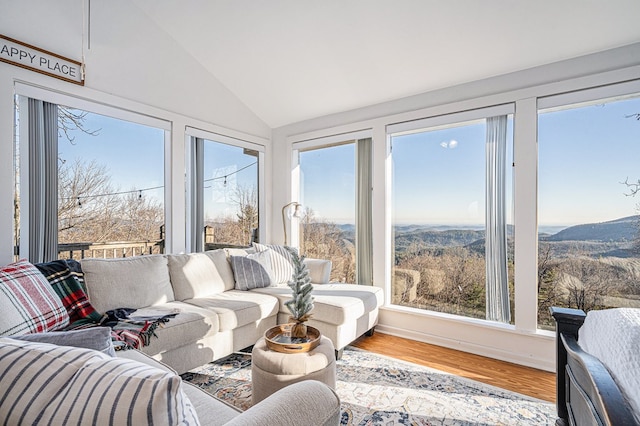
[132,0,640,128]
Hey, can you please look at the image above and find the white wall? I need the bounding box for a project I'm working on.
[271,42,640,371]
[0,0,270,263]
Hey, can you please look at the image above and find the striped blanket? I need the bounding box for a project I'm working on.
[34,260,177,351]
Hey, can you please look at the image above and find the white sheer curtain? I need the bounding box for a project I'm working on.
[28,99,58,263]
[189,137,205,252]
[485,115,510,322]
[356,138,373,285]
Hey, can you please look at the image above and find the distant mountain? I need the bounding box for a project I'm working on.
[336,224,355,233]
[394,229,485,250]
[542,215,639,243]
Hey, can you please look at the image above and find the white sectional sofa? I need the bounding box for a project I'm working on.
[0,251,350,426]
[80,247,384,374]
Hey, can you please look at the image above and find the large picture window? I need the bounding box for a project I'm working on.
[14,96,167,261]
[296,136,373,284]
[389,106,514,323]
[187,131,262,251]
[537,92,640,330]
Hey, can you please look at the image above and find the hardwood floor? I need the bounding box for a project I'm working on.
[351,332,556,403]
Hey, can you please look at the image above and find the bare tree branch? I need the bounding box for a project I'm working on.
[58,106,101,144]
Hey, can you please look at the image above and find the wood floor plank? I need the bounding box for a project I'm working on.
[351,332,556,403]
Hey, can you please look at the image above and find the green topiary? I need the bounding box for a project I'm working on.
[284,247,314,338]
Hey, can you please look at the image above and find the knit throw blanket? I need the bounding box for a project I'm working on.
[35,259,177,351]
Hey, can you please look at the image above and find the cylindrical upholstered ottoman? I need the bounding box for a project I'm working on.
[251,335,336,404]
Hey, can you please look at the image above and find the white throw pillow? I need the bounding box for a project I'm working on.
[0,337,200,425]
[0,259,69,336]
[252,242,297,284]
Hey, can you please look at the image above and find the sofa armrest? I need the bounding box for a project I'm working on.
[304,258,332,284]
[224,380,340,426]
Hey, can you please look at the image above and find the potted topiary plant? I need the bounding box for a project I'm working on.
[284,248,315,338]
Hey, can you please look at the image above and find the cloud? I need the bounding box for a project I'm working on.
[440,139,458,149]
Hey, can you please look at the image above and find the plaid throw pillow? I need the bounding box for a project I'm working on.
[0,259,69,336]
[35,259,102,323]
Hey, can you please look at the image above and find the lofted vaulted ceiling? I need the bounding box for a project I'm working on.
[105,1,640,127]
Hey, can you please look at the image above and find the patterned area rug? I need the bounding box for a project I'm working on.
[181,346,556,425]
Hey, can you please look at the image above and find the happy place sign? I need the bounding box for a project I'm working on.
[0,34,84,85]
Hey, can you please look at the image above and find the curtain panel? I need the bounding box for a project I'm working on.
[356,138,373,286]
[485,115,511,323]
[27,99,58,263]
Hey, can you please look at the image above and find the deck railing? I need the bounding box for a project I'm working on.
[57,240,165,260]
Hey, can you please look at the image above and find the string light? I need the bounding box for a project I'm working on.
[203,161,256,184]
[62,161,257,203]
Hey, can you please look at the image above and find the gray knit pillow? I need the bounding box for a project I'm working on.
[230,250,273,290]
[12,327,116,357]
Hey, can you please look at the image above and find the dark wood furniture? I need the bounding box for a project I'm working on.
[550,307,638,426]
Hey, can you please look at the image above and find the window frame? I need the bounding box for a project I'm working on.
[185,126,266,250]
[535,79,640,330]
[386,103,515,323]
[291,130,373,280]
[15,84,171,260]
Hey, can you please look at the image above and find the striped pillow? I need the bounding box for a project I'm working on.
[0,337,200,425]
[230,250,273,290]
[0,259,69,336]
[252,243,297,284]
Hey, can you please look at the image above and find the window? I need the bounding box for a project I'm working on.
[537,92,640,330]
[187,131,263,251]
[15,96,167,261]
[389,106,514,323]
[296,136,373,284]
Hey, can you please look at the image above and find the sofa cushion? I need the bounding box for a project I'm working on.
[252,283,384,326]
[0,337,200,425]
[252,243,297,284]
[133,302,220,355]
[184,290,279,331]
[230,250,273,290]
[11,327,116,356]
[304,258,333,284]
[81,255,175,313]
[168,250,229,300]
[0,259,69,336]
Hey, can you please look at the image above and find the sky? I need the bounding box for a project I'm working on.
[301,96,640,228]
[58,110,258,219]
[538,97,640,226]
[57,95,640,229]
[57,112,165,204]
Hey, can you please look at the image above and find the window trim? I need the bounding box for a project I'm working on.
[292,129,372,151]
[538,79,640,111]
[387,103,514,136]
[15,82,171,131]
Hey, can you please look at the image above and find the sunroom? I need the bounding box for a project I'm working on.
[2,1,640,422]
